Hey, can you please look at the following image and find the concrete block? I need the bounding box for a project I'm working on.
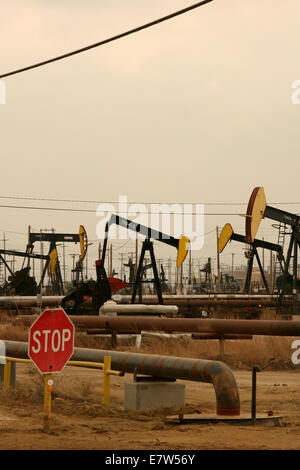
[124,381,185,410]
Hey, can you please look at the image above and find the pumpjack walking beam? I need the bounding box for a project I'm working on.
[218,223,284,294]
[0,250,46,277]
[245,187,300,308]
[101,214,190,304]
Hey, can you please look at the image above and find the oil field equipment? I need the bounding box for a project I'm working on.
[62,214,189,314]
[199,258,214,293]
[0,249,50,296]
[23,225,88,295]
[101,214,190,304]
[218,222,284,294]
[245,187,300,311]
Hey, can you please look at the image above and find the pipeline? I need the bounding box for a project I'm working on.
[18,315,300,337]
[113,294,284,300]
[3,340,240,416]
[100,303,178,315]
[112,295,287,308]
[0,293,293,309]
[0,296,64,308]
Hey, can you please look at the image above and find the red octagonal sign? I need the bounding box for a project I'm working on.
[28,308,75,374]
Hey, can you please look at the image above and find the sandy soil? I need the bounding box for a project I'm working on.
[1,313,300,451]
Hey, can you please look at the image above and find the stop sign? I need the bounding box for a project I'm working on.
[28,308,75,374]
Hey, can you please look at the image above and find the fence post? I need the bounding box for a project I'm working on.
[251,365,261,425]
[4,359,12,390]
[102,356,111,406]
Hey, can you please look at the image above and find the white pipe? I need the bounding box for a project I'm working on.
[135,332,191,349]
[0,296,64,302]
[99,301,178,315]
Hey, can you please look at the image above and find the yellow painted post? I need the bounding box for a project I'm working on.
[43,374,53,433]
[4,359,11,391]
[102,356,111,406]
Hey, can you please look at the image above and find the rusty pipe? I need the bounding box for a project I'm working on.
[114,294,284,300]
[124,299,284,307]
[2,340,240,416]
[17,315,300,336]
[64,316,300,336]
[0,296,64,308]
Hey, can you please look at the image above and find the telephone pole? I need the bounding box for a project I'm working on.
[216,226,221,291]
[69,254,77,282]
[3,233,6,283]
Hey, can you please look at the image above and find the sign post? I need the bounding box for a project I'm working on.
[28,308,75,432]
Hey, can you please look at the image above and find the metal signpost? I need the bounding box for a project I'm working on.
[28,308,75,432]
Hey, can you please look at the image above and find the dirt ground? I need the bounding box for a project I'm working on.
[1,312,300,451]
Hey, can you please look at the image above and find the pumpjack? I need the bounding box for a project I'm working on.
[24,225,88,295]
[62,214,189,313]
[0,225,89,296]
[0,248,51,296]
[218,222,284,294]
[245,187,300,312]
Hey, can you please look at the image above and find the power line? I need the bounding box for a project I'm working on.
[0,195,299,206]
[0,203,244,215]
[0,0,214,79]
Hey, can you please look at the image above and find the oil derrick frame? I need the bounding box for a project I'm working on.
[218,223,284,294]
[246,187,300,313]
[200,258,214,292]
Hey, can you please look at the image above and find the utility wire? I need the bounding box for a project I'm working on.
[0,203,242,215]
[0,195,299,206]
[0,0,214,79]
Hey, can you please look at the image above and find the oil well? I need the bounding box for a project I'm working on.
[0,187,299,321]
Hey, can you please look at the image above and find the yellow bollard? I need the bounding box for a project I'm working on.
[102,356,111,406]
[43,373,53,433]
[3,359,11,391]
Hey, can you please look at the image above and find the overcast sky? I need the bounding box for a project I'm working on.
[0,0,300,279]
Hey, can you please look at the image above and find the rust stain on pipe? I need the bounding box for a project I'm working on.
[3,340,240,417]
